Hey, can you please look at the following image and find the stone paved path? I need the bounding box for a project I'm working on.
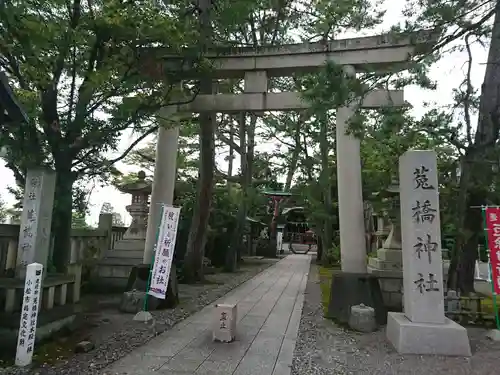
[103,254,311,375]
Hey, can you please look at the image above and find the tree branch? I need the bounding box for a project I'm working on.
[463,33,474,146]
[52,0,81,85]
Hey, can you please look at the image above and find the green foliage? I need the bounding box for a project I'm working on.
[72,212,90,229]
[0,0,200,179]
[322,245,341,267]
[0,0,205,269]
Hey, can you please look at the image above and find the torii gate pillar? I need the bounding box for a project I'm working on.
[327,65,387,326]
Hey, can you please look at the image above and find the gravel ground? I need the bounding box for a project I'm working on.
[0,258,277,375]
[292,263,500,375]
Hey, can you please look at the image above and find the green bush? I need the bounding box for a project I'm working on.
[322,245,340,267]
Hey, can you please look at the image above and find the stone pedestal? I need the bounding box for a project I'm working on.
[386,150,470,356]
[387,313,471,356]
[327,272,387,325]
[368,221,404,309]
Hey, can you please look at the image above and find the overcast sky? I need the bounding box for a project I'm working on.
[0,1,489,226]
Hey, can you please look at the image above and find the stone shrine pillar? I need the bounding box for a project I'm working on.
[386,150,471,356]
[326,65,386,325]
[16,169,56,276]
[143,109,180,264]
[336,66,367,273]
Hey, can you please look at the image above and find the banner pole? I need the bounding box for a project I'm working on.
[143,204,165,313]
[481,206,500,330]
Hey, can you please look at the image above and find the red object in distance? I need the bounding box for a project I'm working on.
[485,207,500,295]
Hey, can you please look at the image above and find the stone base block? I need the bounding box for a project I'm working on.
[368,257,401,271]
[326,272,387,325]
[386,312,471,356]
[377,248,402,263]
[382,291,403,311]
[379,278,402,293]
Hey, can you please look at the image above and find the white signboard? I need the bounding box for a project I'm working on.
[148,205,181,299]
[15,263,43,367]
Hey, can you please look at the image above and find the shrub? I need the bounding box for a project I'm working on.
[322,245,341,267]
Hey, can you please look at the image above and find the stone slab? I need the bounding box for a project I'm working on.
[368,257,402,271]
[386,312,471,356]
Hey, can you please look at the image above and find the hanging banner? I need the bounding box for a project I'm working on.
[484,207,500,295]
[148,205,181,299]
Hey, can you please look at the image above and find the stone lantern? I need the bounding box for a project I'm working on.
[117,171,151,241]
[367,178,404,309]
[95,171,153,289]
[380,178,402,252]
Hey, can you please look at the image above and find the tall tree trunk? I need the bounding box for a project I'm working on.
[285,113,304,191]
[242,114,256,261]
[316,235,323,264]
[226,113,255,270]
[182,0,214,283]
[51,168,75,272]
[183,113,215,282]
[450,1,500,293]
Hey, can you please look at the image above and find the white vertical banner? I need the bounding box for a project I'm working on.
[148,205,181,299]
[15,263,43,367]
[276,232,283,254]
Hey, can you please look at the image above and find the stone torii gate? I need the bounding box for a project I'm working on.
[140,30,438,316]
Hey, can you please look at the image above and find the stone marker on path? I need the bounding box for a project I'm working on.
[213,303,237,342]
[386,150,471,356]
